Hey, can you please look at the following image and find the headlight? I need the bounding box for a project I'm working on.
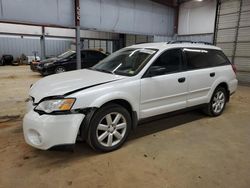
[35,98,75,113]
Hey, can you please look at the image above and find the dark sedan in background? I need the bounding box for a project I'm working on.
[31,49,107,76]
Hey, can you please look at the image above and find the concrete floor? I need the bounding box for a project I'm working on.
[0,66,40,118]
[0,66,250,188]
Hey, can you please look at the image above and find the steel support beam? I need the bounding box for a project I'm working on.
[40,26,46,60]
[174,5,179,34]
[75,0,81,70]
[232,0,243,65]
[75,25,81,69]
[213,0,221,45]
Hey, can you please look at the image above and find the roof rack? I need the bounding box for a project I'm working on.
[167,40,213,45]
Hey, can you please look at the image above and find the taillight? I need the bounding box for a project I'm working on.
[231,64,237,74]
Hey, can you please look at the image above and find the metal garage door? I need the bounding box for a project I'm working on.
[214,0,250,83]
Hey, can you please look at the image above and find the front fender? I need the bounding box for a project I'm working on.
[89,91,139,116]
[70,79,141,118]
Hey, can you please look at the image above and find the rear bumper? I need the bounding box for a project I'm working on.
[30,63,39,72]
[23,110,85,150]
[228,79,238,94]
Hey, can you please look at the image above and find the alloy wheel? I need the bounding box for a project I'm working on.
[55,67,65,73]
[212,91,225,114]
[96,112,127,147]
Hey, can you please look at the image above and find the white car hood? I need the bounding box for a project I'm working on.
[30,69,124,103]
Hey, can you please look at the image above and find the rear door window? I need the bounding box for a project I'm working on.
[184,48,230,70]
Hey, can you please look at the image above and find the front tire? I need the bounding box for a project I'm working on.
[204,87,227,117]
[87,104,131,152]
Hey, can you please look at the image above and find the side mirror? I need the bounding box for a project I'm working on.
[147,66,166,77]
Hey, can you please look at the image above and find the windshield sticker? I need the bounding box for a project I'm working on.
[129,70,135,74]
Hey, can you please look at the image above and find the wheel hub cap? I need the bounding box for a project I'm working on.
[108,126,114,133]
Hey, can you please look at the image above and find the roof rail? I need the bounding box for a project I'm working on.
[167,40,213,45]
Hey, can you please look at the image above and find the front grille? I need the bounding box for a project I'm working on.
[37,64,44,68]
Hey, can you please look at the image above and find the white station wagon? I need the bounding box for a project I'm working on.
[23,41,238,152]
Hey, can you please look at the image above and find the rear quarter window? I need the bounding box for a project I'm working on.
[184,48,230,70]
[210,50,230,66]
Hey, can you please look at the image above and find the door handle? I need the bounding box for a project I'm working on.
[210,72,215,77]
[178,77,186,83]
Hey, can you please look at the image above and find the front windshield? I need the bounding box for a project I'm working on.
[57,50,76,59]
[92,48,157,76]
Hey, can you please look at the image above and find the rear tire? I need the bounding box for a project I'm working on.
[204,87,227,117]
[55,66,66,74]
[87,104,131,152]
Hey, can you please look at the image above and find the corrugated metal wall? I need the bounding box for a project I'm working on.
[45,38,73,57]
[215,0,250,83]
[0,36,41,58]
[0,36,72,59]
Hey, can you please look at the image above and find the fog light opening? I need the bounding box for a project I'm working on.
[28,129,43,146]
